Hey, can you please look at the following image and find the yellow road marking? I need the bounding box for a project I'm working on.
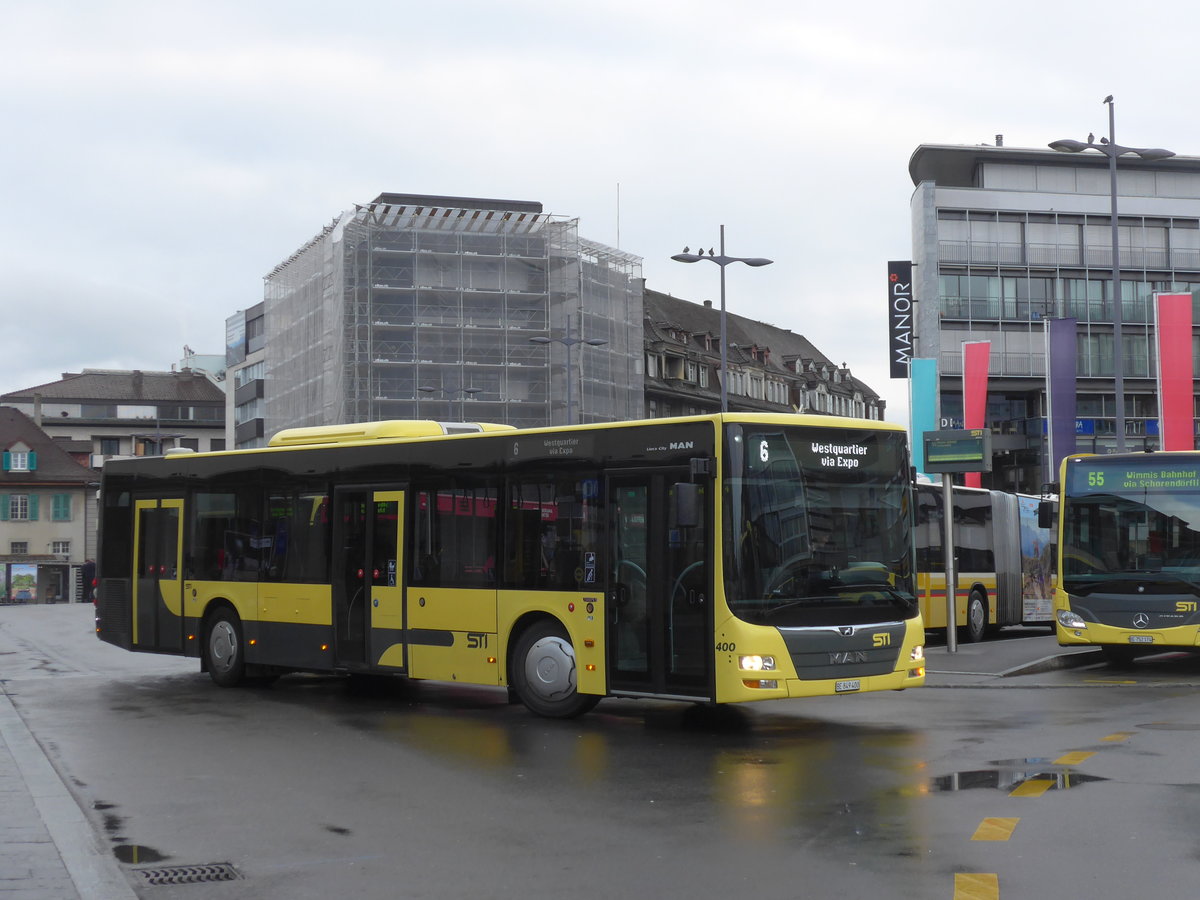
[1054,751,1094,766]
[1102,732,1135,742]
[954,872,999,899]
[1010,778,1054,797]
[972,817,1019,841]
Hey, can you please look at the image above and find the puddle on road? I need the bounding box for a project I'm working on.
[113,844,170,864]
[931,757,1109,793]
[1138,722,1200,731]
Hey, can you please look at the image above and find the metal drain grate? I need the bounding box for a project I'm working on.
[135,863,242,886]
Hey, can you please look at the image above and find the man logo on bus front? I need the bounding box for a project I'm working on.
[1133,613,1150,629]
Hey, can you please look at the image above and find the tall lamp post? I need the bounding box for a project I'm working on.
[1050,96,1175,452]
[671,225,773,412]
[529,318,607,425]
[418,384,482,422]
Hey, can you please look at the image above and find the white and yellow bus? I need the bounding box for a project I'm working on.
[96,414,925,717]
[1055,452,1200,665]
[915,483,1056,642]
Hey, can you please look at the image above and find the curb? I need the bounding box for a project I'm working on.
[0,686,138,900]
[998,648,1107,678]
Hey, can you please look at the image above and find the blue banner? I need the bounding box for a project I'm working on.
[910,358,938,476]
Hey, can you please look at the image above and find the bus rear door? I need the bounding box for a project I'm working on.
[607,472,710,699]
[132,498,184,652]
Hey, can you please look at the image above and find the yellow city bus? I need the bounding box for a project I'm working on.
[95,414,925,717]
[914,483,1056,642]
[1054,451,1200,665]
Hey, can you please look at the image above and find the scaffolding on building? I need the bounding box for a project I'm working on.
[262,195,644,438]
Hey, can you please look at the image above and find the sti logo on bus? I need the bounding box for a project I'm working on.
[1178,601,1198,613]
[872,633,892,648]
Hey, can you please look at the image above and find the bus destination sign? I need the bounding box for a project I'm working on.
[1072,462,1200,494]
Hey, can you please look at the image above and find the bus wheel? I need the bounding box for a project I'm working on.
[512,622,599,719]
[961,591,988,644]
[206,608,246,688]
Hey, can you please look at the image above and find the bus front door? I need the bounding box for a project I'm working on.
[607,473,710,699]
[132,498,184,652]
[333,488,406,671]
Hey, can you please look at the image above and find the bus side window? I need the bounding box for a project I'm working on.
[411,484,496,588]
[505,473,601,591]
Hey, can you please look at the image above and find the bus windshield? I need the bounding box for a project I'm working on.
[1063,458,1200,593]
[724,424,916,627]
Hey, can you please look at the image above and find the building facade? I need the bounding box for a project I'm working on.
[0,408,98,602]
[910,143,1200,492]
[643,289,885,419]
[252,193,643,446]
[0,368,227,466]
[225,302,267,447]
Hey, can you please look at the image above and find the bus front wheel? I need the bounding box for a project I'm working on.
[206,607,246,688]
[511,621,599,719]
[961,591,988,644]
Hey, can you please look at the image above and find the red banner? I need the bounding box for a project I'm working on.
[1156,293,1195,451]
[962,342,990,488]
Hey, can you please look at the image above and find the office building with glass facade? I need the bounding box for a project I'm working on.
[910,143,1200,491]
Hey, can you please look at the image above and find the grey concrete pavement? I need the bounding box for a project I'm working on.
[924,630,1104,686]
[0,685,137,900]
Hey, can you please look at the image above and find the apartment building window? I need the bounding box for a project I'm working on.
[3,495,32,521]
[97,437,121,456]
[10,542,27,555]
[51,494,71,521]
[52,541,70,555]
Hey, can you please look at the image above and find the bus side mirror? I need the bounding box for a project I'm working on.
[1038,500,1055,530]
[674,483,701,529]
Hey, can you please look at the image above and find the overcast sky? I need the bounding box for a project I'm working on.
[4,0,1200,426]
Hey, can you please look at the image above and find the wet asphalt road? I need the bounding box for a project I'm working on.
[3,604,1200,900]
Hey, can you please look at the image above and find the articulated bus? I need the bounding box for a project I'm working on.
[95,414,925,718]
[914,483,1056,642]
[1055,451,1200,665]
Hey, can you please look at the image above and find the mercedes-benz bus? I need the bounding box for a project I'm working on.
[1055,452,1200,665]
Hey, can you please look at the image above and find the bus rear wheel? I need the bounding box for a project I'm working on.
[961,590,988,644]
[512,621,599,719]
[206,607,246,688]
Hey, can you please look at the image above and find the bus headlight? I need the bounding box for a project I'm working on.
[1056,609,1087,629]
[739,655,776,671]
[910,644,925,662]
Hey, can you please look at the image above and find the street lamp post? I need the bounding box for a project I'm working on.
[418,385,482,422]
[1050,96,1175,452]
[671,225,773,413]
[529,317,607,425]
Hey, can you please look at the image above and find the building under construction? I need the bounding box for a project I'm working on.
[256,193,643,441]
